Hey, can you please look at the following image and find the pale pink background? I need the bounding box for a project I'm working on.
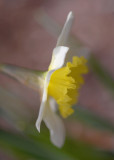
[0,1,114,153]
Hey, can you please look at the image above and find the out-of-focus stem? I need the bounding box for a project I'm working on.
[0,63,47,91]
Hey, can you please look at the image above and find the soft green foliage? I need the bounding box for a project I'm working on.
[0,128,114,160]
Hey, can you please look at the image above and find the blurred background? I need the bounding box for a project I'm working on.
[0,0,114,160]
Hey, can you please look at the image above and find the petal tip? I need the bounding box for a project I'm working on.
[52,139,65,148]
[67,11,74,20]
[35,120,41,132]
[51,131,65,148]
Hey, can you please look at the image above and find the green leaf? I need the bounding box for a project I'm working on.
[0,129,75,160]
[0,128,114,160]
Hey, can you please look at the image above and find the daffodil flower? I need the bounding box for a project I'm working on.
[35,12,88,147]
[0,11,88,148]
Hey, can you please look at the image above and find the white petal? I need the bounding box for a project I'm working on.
[36,70,65,147]
[49,97,57,112]
[48,46,69,70]
[36,70,54,132]
[43,99,65,148]
[56,11,74,47]
[36,88,47,132]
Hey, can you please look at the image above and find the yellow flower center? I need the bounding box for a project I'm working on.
[48,56,88,118]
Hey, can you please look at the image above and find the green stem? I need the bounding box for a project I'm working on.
[0,63,47,91]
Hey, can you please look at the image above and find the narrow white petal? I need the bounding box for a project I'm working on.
[36,70,54,132]
[36,88,47,132]
[48,46,69,70]
[43,99,65,148]
[56,11,74,47]
[36,70,65,147]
